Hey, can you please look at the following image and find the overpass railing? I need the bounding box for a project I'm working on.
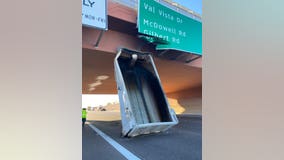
[109,0,201,21]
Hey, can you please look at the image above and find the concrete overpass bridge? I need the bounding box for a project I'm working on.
[82,0,202,114]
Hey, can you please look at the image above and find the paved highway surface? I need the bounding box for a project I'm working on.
[83,114,201,160]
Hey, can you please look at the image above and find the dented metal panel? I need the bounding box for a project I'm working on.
[114,48,178,137]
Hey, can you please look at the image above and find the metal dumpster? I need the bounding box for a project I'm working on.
[114,48,178,137]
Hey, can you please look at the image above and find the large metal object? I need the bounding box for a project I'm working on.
[114,48,178,137]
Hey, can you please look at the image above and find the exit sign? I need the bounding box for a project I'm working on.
[138,0,202,55]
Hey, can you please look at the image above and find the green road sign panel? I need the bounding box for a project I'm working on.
[138,0,202,55]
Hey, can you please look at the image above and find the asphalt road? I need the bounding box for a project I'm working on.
[82,115,201,160]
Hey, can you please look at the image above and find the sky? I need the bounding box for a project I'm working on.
[82,94,119,108]
[173,0,202,15]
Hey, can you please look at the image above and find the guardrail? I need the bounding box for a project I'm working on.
[110,0,202,21]
[111,0,138,9]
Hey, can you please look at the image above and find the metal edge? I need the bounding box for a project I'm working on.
[148,55,179,124]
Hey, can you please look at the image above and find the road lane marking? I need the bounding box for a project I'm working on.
[88,123,141,160]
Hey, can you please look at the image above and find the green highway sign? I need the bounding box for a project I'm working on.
[138,0,202,55]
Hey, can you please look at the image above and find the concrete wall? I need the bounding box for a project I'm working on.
[167,86,202,115]
[87,111,121,121]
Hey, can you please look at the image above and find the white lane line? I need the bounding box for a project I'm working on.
[88,123,141,160]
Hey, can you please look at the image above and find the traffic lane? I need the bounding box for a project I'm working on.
[90,115,202,160]
[82,124,127,160]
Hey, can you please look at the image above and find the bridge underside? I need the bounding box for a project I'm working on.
[82,48,201,95]
[82,1,202,114]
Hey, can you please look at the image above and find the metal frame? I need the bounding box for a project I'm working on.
[185,55,202,63]
[94,30,105,47]
[114,48,178,137]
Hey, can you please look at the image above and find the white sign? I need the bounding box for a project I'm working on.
[82,0,107,30]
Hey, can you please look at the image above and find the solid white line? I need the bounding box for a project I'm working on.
[88,123,141,160]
